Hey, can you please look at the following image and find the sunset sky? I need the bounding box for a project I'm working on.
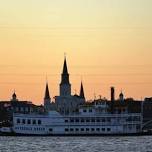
[0,0,152,104]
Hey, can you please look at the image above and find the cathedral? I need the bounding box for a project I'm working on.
[43,57,85,114]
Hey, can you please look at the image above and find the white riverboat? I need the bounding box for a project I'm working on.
[8,102,142,135]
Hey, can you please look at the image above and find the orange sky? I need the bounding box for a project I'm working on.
[0,0,152,104]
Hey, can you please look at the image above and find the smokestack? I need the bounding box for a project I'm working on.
[111,87,115,101]
[111,87,115,113]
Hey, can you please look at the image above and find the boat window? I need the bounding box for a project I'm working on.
[70,119,74,123]
[83,109,87,112]
[96,128,100,131]
[75,128,79,131]
[65,119,68,123]
[86,119,90,122]
[38,120,41,125]
[22,119,25,124]
[27,119,31,124]
[107,128,111,131]
[96,119,100,122]
[86,128,89,131]
[89,109,92,112]
[65,128,69,132]
[70,128,74,131]
[102,128,105,131]
[81,128,84,131]
[49,128,53,132]
[81,119,84,122]
[75,119,79,122]
[102,119,105,122]
[91,128,95,131]
[91,119,95,122]
[33,120,36,125]
[17,119,20,124]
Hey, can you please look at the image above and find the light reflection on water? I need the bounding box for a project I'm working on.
[0,136,152,152]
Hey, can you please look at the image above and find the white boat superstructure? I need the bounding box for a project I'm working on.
[11,102,142,135]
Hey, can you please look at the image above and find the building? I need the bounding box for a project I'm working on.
[43,57,86,114]
[44,82,52,111]
[0,92,44,126]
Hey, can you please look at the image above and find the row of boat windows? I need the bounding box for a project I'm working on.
[126,116,140,121]
[16,119,41,125]
[65,118,111,123]
[14,127,111,132]
[65,128,111,132]
[15,127,45,131]
[82,109,93,113]
[65,117,140,123]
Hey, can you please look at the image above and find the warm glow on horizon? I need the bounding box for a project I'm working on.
[0,0,152,104]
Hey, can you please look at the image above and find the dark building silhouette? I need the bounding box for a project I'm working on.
[119,91,124,102]
[44,82,51,110]
[0,92,44,126]
[44,82,51,100]
[60,57,71,97]
[12,92,17,101]
[55,56,85,114]
[79,81,85,99]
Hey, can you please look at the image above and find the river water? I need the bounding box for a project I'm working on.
[0,136,152,152]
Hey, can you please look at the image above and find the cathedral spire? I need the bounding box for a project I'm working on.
[60,56,71,96]
[44,81,51,111]
[60,56,70,85]
[44,82,51,100]
[62,57,68,74]
[80,81,85,99]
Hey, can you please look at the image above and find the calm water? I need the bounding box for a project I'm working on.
[0,136,152,152]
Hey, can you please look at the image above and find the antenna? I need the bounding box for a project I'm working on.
[46,75,48,83]
[81,75,83,82]
[64,52,67,58]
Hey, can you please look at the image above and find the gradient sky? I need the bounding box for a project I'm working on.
[0,0,152,104]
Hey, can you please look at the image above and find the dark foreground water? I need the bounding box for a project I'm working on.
[0,136,152,152]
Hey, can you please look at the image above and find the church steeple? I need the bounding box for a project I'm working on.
[60,56,71,96]
[44,82,51,100]
[44,82,51,109]
[60,57,70,85]
[79,81,85,99]
[62,57,68,74]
